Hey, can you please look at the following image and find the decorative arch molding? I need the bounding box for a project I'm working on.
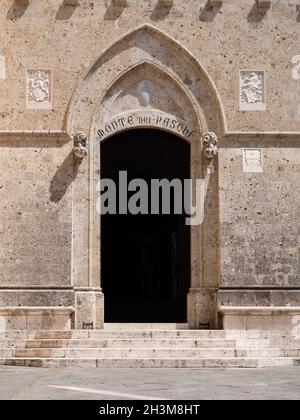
[71,24,221,330]
[67,23,226,138]
[94,60,200,143]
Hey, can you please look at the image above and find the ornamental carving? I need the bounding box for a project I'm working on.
[26,70,51,109]
[240,71,264,108]
[203,132,218,159]
[74,132,88,159]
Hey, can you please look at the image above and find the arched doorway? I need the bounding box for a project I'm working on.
[70,24,221,329]
[101,129,190,323]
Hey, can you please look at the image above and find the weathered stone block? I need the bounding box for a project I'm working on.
[0,307,74,331]
[75,291,104,329]
[0,0,299,335]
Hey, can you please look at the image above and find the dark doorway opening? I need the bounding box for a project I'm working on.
[101,129,190,322]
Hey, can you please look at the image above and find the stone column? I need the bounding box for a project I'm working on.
[187,132,219,329]
[72,132,104,329]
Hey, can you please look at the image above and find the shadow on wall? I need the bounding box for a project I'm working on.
[247,3,270,23]
[50,152,80,203]
[199,3,222,23]
[56,0,78,20]
[6,0,28,20]
[297,6,300,23]
[150,1,172,22]
[104,1,126,21]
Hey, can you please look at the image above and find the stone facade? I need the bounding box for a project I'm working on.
[0,0,299,332]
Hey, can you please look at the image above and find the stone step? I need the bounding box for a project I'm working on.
[16,338,237,349]
[9,338,300,349]
[0,330,295,340]
[11,347,300,358]
[103,323,189,330]
[235,339,300,348]
[1,329,299,369]
[22,330,295,340]
[33,330,227,339]
[3,357,300,368]
[0,349,15,357]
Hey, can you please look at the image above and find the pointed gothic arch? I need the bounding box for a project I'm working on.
[70,24,221,330]
[67,23,226,137]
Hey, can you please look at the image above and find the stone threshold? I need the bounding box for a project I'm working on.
[103,323,189,330]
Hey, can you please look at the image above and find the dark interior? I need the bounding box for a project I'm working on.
[101,129,190,322]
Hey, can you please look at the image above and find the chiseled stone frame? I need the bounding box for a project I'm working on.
[67,24,225,329]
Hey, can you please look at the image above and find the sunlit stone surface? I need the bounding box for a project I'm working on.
[0,1,299,356]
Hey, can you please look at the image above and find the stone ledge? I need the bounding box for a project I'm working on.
[0,131,71,141]
[1,130,300,142]
[218,289,300,307]
[0,290,75,308]
[219,306,300,315]
[0,307,74,316]
[223,131,300,140]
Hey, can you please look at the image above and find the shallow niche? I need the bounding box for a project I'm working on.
[100,63,193,122]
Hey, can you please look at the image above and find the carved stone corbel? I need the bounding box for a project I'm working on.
[203,132,218,159]
[74,132,88,159]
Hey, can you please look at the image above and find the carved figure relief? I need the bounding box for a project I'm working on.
[74,132,88,159]
[203,132,218,159]
[26,70,51,109]
[240,71,265,110]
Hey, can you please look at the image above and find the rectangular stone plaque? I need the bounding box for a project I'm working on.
[243,148,263,173]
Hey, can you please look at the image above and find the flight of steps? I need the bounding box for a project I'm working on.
[1,326,300,368]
